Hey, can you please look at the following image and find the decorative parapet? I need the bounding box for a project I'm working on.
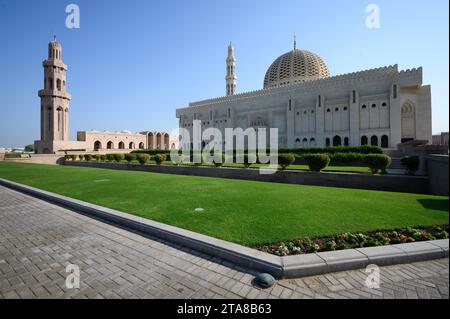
[185,65,423,110]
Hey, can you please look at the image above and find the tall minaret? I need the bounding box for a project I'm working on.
[38,36,71,145]
[225,42,236,96]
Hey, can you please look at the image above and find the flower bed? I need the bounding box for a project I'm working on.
[259,225,449,256]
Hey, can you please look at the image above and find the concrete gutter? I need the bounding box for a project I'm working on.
[0,178,448,279]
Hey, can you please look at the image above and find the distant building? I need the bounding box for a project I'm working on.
[176,41,433,149]
[34,38,171,154]
[432,132,449,146]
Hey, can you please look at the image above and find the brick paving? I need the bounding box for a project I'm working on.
[0,185,448,299]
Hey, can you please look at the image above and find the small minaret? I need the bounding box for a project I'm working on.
[38,36,71,144]
[226,42,236,96]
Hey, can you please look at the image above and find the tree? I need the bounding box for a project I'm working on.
[24,144,34,152]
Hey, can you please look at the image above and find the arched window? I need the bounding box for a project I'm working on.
[344,137,349,146]
[381,135,389,148]
[94,141,102,151]
[310,138,316,147]
[335,108,339,112]
[362,105,367,109]
[107,141,114,149]
[56,107,62,132]
[372,104,377,108]
[129,142,135,149]
[361,136,368,146]
[49,78,53,89]
[371,135,378,146]
[57,79,61,91]
[302,138,308,147]
[326,138,331,147]
[333,136,342,146]
[118,142,125,149]
[326,109,331,113]
[139,142,145,149]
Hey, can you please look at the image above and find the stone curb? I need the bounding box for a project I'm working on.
[0,178,448,279]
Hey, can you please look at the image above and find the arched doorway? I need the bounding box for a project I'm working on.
[371,135,378,146]
[164,134,170,150]
[310,138,316,147]
[401,100,415,140]
[156,133,162,149]
[325,138,331,147]
[333,136,342,146]
[94,141,102,151]
[381,135,389,148]
[344,137,349,146]
[118,141,125,149]
[139,142,145,149]
[129,142,135,149]
[107,141,114,149]
[361,136,368,146]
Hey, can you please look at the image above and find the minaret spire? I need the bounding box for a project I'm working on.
[293,35,297,50]
[226,42,236,96]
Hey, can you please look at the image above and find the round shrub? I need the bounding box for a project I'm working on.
[124,153,137,163]
[113,153,125,162]
[303,154,330,172]
[100,155,107,162]
[154,154,167,165]
[84,154,92,161]
[137,154,150,164]
[401,156,420,175]
[106,154,115,162]
[364,154,392,174]
[278,153,296,170]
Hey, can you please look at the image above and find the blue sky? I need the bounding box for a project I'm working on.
[0,0,448,147]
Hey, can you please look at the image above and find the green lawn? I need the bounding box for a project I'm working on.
[0,162,447,246]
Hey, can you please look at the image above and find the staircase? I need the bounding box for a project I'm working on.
[389,157,404,169]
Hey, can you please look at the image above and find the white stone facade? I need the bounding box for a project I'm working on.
[176,45,432,150]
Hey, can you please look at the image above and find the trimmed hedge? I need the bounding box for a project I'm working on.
[277,145,383,155]
[329,152,364,163]
[113,153,125,162]
[302,154,330,172]
[154,154,167,165]
[278,154,296,170]
[137,154,150,164]
[364,154,392,174]
[125,153,137,163]
[401,156,420,175]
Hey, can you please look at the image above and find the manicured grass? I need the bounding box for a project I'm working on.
[0,162,447,246]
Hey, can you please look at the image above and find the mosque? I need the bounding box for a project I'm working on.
[35,37,173,154]
[176,39,432,150]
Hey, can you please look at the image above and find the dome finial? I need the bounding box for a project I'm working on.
[53,35,57,42]
[293,35,297,50]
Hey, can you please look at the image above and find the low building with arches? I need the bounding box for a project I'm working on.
[34,38,172,154]
[176,42,432,150]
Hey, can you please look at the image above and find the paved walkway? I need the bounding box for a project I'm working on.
[0,185,448,299]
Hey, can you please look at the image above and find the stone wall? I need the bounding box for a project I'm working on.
[65,161,430,195]
[4,154,65,165]
[427,155,449,196]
